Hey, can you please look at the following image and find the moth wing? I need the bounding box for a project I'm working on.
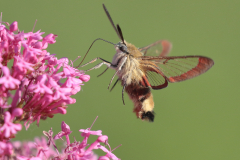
[140,56,214,83]
[141,64,168,90]
[139,40,172,57]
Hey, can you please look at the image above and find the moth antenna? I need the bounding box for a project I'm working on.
[102,4,122,41]
[75,38,115,68]
[32,19,37,32]
[117,24,125,44]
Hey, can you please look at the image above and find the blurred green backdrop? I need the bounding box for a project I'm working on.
[1,0,240,159]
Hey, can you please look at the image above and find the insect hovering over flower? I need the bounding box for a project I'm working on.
[76,4,214,122]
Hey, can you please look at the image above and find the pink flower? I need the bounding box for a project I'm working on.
[34,137,56,158]
[0,112,22,138]
[85,135,108,154]
[2,118,121,159]
[0,13,97,160]
[52,87,72,100]
[0,141,13,156]
[54,121,72,140]
[98,145,120,160]
[0,66,20,89]
[80,74,90,82]
[42,34,57,47]
[17,156,42,160]
[28,74,53,94]
[14,56,34,72]
[0,16,91,131]
[28,30,44,40]
[9,21,18,32]
[79,129,102,137]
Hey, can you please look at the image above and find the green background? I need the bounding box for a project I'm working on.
[1,0,240,159]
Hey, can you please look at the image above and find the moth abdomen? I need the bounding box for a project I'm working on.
[124,82,155,121]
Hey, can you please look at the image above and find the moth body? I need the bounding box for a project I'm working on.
[124,81,155,121]
[77,4,214,122]
[112,42,155,121]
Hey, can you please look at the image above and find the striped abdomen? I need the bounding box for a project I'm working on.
[124,82,155,122]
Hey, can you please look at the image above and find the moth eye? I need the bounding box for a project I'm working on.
[119,46,124,51]
[119,45,128,53]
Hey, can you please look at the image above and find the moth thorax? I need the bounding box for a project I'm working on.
[126,42,143,57]
[121,56,143,85]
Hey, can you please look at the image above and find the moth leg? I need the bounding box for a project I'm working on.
[82,57,117,72]
[79,57,114,68]
[110,79,119,92]
[78,57,101,67]
[97,67,109,77]
[108,70,119,89]
[107,56,127,89]
[122,82,126,105]
[85,62,110,72]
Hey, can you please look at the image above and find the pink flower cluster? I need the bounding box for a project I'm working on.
[0,16,90,143]
[0,15,121,160]
[1,119,120,160]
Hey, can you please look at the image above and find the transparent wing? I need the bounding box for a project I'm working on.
[140,56,214,83]
[140,64,168,90]
[139,40,172,57]
[145,70,168,89]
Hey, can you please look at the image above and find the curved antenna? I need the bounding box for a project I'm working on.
[103,4,124,42]
[75,38,115,68]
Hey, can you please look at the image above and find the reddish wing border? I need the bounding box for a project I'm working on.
[167,57,214,82]
[141,73,168,90]
[139,56,214,83]
[140,62,169,90]
[139,40,172,57]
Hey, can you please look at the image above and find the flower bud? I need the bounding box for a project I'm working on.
[9,21,18,32]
